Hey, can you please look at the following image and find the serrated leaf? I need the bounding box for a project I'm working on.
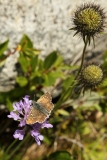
[44,51,58,69]
[16,76,28,87]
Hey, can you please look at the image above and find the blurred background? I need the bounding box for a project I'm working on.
[0,0,107,160]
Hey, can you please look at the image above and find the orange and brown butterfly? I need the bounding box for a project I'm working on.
[26,92,54,125]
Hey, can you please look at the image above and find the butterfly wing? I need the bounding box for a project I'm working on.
[26,92,54,125]
[37,92,54,113]
[26,105,47,124]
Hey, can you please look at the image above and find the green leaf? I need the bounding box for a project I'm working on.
[38,59,44,71]
[6,98,13,111]
[53,54,63,66]
[0,57,6,67]
[44,51,58,69]
[18,54,30,72]
[20,34,33,49]
[31,76,44,84]
[43,71,64,86]
[24,48,40,56]
[32,49,40,55]
[30,56,38,71]
[56,109,70,116]
[30,71,42,80]
[0,39,9,56]
[0,42,7,66]
[48,151,74,160]
[62,76,74,92]
[16,76,28,87]
[101,78,107,87]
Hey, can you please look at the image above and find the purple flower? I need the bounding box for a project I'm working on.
[7,111,21,121]
[30,131,44,145]
[13,129,25,140]
[7,95,53,145]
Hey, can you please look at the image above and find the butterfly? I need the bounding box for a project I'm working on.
[26,92,54,125]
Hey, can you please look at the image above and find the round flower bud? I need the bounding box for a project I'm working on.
[70,3,106,44]
[79,64,103,89]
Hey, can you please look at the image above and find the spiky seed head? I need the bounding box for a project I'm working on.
[70,3,106,44]
[79,64,103,89]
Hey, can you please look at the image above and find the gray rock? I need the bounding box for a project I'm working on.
[0,0,107,93]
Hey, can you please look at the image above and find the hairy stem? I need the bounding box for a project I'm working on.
[55,37,88,109]
[75,37,88,80]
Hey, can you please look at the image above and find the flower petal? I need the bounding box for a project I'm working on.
[38,135,44,141]
[13,129,25,140]
[13,102,23,115]
[41,120,53,129]
[7,111,21,121]
[18,119,26,127]
[30,130,44,145]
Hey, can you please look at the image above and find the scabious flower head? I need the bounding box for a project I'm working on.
[7,95,53,145]
[79,64,103,90]
[70,3,106,44]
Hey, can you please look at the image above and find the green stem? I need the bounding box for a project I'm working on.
[6,134,30,160]
[5,139,18,154]
[75,37,88,80]
[55,79,76,109]
[55,37,88,109]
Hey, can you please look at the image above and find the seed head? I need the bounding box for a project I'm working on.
[70,3,106,44]
[79,64,103,90]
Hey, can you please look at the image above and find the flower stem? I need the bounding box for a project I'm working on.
[55,37,88,109]
[75,37,88,80]
[55,78,76,109]
[5,139,18,154]
[6,134,30,160]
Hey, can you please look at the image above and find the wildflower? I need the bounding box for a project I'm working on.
[7,95,53,145]
[79,64,103,90]
[70,3,106,44]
